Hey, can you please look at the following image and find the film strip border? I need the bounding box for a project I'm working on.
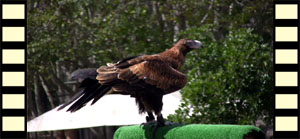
[274,0,300,138]
[0,0,27,138]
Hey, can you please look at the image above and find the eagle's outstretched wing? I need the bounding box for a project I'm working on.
[96,56,187,94]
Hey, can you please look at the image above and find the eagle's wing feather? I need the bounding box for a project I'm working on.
[96,55,187,94]
[118,60,187,93]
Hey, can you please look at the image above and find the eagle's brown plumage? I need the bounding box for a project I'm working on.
[58,39,203,125]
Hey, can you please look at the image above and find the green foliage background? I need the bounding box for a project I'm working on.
[28,0,273,128]
[168,27,272,125]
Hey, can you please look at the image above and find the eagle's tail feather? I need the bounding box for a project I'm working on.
[68,82,111,112]
[57,89,84,111]
[58,79,111,112]
[57,68,112,112]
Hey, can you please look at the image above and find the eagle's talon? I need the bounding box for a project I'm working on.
[146,115,155,122]
[164,121,182,126]
[140,120,156,127]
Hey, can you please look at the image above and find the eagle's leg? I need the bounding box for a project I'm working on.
[140,112,156,126]
[156,113,166,126]
[155,112,181,127]
[146,112,155,122]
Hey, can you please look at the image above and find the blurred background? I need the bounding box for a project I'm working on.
[28,0,273,138]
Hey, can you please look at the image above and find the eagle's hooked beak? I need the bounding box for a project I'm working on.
[186,40,203,49]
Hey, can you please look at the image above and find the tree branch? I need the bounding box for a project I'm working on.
[200,0,215,24]
[39,74,56,108]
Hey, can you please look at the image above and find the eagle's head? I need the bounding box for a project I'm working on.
[173,39,203,55]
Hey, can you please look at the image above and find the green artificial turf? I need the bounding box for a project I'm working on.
[114,124,265,139]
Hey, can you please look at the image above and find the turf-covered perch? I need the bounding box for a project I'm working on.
[114,124,265,139]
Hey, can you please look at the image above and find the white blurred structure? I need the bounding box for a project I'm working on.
[27,91,182,132]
